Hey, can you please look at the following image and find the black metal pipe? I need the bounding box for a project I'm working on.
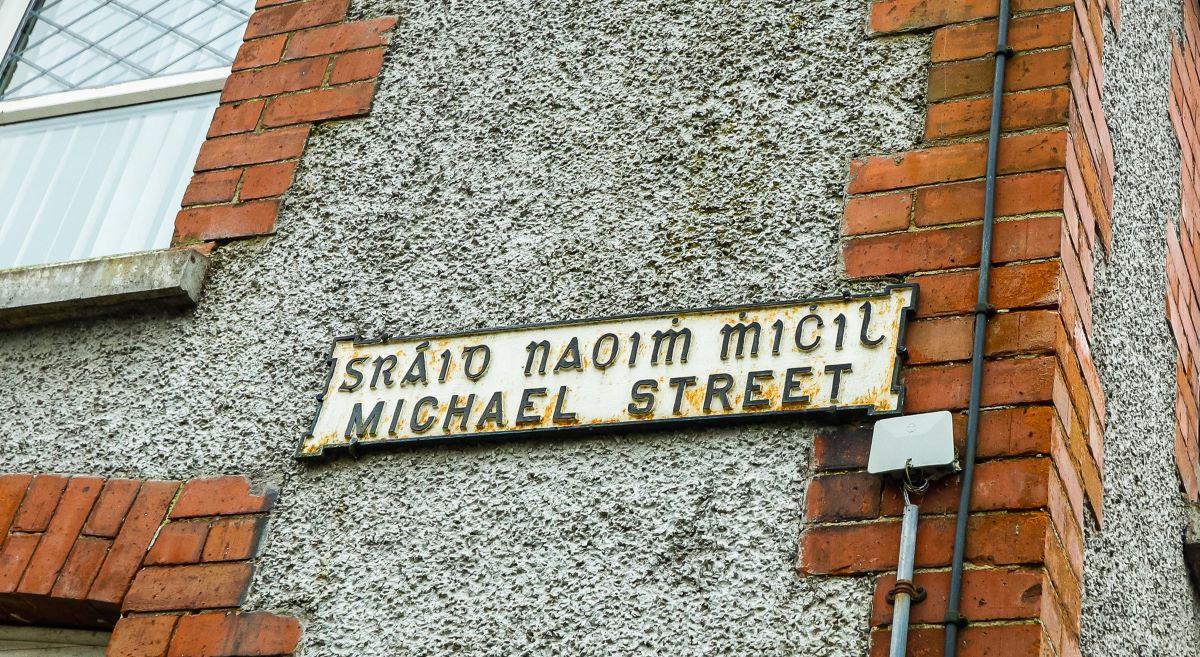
[943,1,1011,655]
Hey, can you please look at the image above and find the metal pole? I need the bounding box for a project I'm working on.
[889,500,920,657]
[945,1,1011,654]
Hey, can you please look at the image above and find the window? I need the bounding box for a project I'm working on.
[0,0,253,270]
[0,626,108,656]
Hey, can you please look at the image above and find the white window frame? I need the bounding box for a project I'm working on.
[0,0,232,126]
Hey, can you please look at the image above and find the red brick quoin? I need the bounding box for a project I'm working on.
[174,0,400,246]
[802,1,1117,656]
[0,474,298,657]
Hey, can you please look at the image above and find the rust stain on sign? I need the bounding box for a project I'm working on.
[299,285,917,458]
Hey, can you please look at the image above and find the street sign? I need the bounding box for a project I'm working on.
[299,285,916,457]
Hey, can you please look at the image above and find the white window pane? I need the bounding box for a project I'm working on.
[0,0,254,100]
[0,93,219,269]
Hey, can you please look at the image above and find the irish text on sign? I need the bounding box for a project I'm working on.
[299,285,916,457]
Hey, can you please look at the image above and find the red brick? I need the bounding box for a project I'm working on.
[993,310,1059,356]
[932,11,1074,62]
[262,81,378,126]
[244,0,349,39]
[284,16,398,59]
[871,568,1046,625]
[329,47,387,84]
[1077,438,1105,523]
[977,405,1054,459]
[172,477,276,519]
[880,457,1052,516]
[904,356,1055,413]
[805,472,881,522]
[124,562,254,612]
[195,126,310,171]
[870,0,1069,34]
[905,315,974,364]
[905,310,1057,365]
[182,170,243,207]
[109,615,179,657]
[870,623,1045,657]
[83,479,142,538]
[168,612,236,657]
[870,0,996,34]
[1179,428,1199,501]
[0,534,39,593]
[926,87,1070,140]
[843,216,1060,278]
[1044,529,1082,629]
[229,613,303,655]
[1064,151,1099,259]
[1042,593,1080,657]
[801,511,1049,575]
[19,475,103,595]
[204,516,267,562]
[914,170,1065,228]
[1056,327,1093,439]
[169,611,302,657]
[174,201,281,244]
[1050,410,1087,534]
[50,537,111,599]
[847,130,1067,194]
[928,47,1072,102]
[232,35,288,71]
[241,161,298,200]
[910,260,1060,317]
[1058,262,1092,338]
[842,192,911,236]
[1054,376,1104,524]
[812,424,872,471]
[0,474,32,537]
[146,521,211,566]
[89,480,180,605]
[11,474,68,532]
[222,58,328,103]
[208,100,265,138]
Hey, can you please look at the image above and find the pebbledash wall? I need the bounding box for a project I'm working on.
[0,0,1199,655]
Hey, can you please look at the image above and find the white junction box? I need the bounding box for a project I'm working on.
[867,410,957,476]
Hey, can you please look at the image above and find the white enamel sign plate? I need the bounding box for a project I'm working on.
[299,285,916,457]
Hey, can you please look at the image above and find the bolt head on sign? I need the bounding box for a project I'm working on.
[299,285,917,458]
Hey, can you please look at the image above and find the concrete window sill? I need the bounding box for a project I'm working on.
[0,249,208,330]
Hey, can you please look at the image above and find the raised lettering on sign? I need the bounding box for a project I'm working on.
[299,285,916,457]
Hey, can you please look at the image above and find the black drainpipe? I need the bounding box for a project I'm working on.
[943,1,1012,655]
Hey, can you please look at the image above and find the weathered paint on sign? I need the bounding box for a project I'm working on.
[299,285,916,457]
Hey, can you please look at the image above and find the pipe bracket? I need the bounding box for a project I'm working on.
[943,611,968,627]
[886,579,927,605]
